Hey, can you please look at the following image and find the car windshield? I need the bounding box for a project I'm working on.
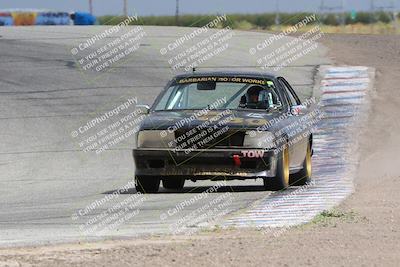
[154,78,282,111]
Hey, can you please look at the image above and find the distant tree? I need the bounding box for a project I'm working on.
[356,12,374,24]
[322,14,340,26]
[376,11,392,23]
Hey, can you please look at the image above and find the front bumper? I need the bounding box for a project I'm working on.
[133,148,277,179]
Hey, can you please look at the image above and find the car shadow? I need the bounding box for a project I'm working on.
[103,185,267,195]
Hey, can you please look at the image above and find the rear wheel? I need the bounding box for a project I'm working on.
[264,144,290,191]
[163,177,185,190]
[290,142,312,186]
[135,176,160,193]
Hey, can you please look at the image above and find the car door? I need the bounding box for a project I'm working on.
[277,77,308,169]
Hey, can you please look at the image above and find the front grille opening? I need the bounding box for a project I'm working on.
[148,160,165,168]
[240,161,257,169]
[228,131,246,147]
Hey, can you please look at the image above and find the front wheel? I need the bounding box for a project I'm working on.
[289,142,312,186]
[135,176,160,193]
[264,144,290,191]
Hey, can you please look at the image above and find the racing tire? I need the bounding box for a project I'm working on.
[289,142,312,186]
[264,143,290,191]
[163,177,185,190]
[135,176,160,193]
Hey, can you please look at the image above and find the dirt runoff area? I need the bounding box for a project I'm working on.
[1,34,399,267]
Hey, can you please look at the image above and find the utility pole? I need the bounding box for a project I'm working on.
[89,0,93,14]
[319,0,325,23]
[123,0,128,17]
[275,0,280,30]
[175,0,180,26]
[370,0,375,32]
[341,0,346,26]
[393,0,398,33]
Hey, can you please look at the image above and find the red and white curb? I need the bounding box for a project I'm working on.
[216,66,375,228]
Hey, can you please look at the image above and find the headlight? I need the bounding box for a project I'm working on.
[243,131,275,149]
[136,130,175,148]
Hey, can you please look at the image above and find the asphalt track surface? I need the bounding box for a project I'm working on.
[0,26,330,246]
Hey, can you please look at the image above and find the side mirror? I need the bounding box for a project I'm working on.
[291,105,307,115]
[136,104,150,115]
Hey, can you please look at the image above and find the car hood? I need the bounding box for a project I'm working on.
[139,110,286,131]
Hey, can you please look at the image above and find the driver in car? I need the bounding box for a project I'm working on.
[239,86,273,109]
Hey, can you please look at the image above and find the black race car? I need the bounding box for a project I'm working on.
[133,71,313,193]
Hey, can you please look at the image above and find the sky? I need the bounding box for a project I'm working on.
[0,0,398,16]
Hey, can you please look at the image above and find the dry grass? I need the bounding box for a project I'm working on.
[271,22,400,35]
